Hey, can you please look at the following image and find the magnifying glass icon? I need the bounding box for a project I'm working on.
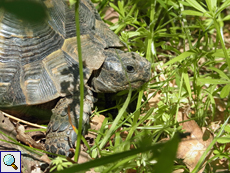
[3,154,18,170]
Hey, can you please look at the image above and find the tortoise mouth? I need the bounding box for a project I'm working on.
[89,75,148,93]
[122,80,146,89]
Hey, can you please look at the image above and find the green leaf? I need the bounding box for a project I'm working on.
[217,0,230,15]
[163,51,195,67]
[54,141,166,173]
[204,90,216,114]
[217,136,230,144]
[206,67,229,80]
[154,133,180,173]
[69,0,76,7]
[220,84,230,98]
[212,49,228,57]
[182,10,204,17]
[178,1,190,7]
[223,15,230,21]
[50,166,56,172]
[117,0,125,17]
[157,0,167,9]
[183,70,192,99]
[126,31,141,38]
[185,0,207,13]
[224,125,230,133]
[74,0,86,162]
[57,165,63,171]
[109,3,121,16]
[50,157,73,172]
[99,89,132,149]
[62,162,73,167]
[205,0,216,12]
[197,78,230,85]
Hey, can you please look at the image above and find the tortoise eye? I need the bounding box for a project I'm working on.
[126,65,135,73]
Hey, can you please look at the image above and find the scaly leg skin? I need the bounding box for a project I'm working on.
[45,90,93,157]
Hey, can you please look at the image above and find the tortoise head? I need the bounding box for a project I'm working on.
[89,49,151,93]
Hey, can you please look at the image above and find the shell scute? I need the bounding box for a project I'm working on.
[0,0,123,106]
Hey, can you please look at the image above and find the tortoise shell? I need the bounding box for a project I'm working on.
[0,0,123,107]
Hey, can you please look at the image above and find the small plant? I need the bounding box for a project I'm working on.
[50,157,73,172]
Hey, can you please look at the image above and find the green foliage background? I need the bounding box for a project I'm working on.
[55,0,230,172]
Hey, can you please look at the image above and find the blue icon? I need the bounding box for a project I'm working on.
[3,154,18,170]
[0,151,21,173]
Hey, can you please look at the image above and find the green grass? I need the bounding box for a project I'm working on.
[55,0,230,172]
[3,0,226,172]
[2,1,230,171]
[75,0,230,172]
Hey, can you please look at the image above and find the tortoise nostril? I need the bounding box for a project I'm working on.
[126,65,135,73]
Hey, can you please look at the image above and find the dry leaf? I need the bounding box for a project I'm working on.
[16,123,45,150]
[78,151,91,164]
[104,7,119,24]
[177,110,213,173]
[40,154,51,164]
[146,91,161,109]
[90,114,105,131]
[0,111,47,173]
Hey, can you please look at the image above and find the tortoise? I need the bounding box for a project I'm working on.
[0,0,151,157]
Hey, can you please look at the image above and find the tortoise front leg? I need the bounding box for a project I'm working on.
[45,93,93,157]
